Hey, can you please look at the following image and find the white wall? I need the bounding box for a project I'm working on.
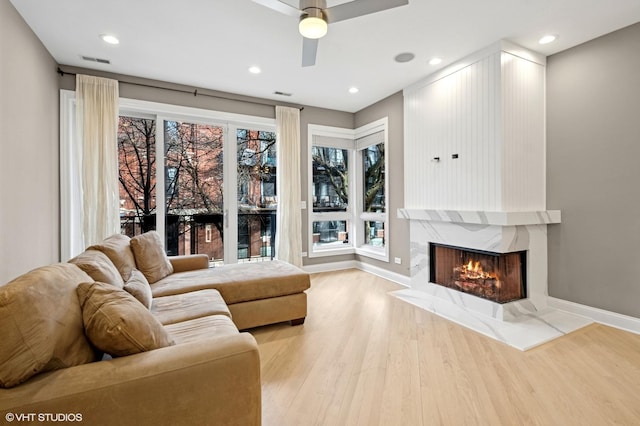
[403,42,546,212]
[501,52,546,211]
[0,0,60,282]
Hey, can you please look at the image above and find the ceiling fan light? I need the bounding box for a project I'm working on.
[299,9,327,39]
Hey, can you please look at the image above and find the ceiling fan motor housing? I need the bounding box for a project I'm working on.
[300,0,327,17]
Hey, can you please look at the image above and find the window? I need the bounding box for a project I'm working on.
[308,128,354,256]
[163,120,225,258]
[236,129,277,261]
[362,143,385,214]
[312,146,349,213]
[307,118,388,260]
[61,90,276,263]
[356,130,387,260]
[117,116,157,238]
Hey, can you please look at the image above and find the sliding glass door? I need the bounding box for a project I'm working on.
[236,128,277,262]
[117,115,158,237]
[163,120,225,261]
[117,113,276,265]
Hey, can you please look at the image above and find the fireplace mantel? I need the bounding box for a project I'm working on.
[398,209,561,226]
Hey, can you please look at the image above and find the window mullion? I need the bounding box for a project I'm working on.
[155,115,166,247]
[224,124,238,264]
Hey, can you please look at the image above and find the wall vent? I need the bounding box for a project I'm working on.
[81,55,111,64]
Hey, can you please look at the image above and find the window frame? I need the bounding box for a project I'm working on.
[307,118,388,261]
[354,118,389,261]
[60,90,275,261]
[307,124,356,258]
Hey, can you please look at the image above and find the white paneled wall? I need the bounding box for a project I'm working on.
[501,52,546,210]
[403,42,546,212]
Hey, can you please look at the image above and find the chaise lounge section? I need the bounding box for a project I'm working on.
[151,254,310,330]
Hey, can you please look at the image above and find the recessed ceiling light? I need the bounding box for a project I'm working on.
[348,87,359,94]
[100,34,120,45]
[538,34,557,45]
[394,52,415,63]
[248,66,261,74]
[429,57,442,65]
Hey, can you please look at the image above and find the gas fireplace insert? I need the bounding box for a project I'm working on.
[429,243,526,304]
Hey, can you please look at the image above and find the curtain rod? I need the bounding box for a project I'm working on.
[57,67,304,111]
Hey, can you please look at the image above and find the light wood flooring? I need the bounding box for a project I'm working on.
[250,269,640,426]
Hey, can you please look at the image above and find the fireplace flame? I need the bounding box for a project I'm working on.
[461,260,497,281]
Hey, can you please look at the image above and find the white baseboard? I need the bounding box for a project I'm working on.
[356,262,411,288]
[303,260,359,274]
[548,296,640,335]
[303,260,411,288]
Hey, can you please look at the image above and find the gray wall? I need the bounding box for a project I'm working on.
[547,22,640,318]
[354,91,409,277]
[59,67,280,120]
[0,0,60,283]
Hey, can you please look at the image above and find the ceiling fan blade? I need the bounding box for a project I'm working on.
[302,37,319,67]
[251,0,300,17]
[325,0,408,23]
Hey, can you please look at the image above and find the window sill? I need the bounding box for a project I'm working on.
[356,246,388,262]
[308,245,354,258]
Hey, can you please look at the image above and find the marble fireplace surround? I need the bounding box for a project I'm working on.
[394,209,593,350]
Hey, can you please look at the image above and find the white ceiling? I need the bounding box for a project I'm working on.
[10,0,640,113]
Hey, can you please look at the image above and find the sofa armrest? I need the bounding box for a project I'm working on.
[0,333,261,426]
[169,254,209,272]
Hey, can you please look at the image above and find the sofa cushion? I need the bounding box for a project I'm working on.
[164,315,238,345]
[68,249,125,289]
[0,264,98,388]
[89,234,137,281]
[123,269,152,309]
[150,260,310,304]
[151,289,231,325]
[77,281,174,357]
[130,231,174,284]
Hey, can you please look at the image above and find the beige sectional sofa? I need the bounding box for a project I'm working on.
[0,231,310,425]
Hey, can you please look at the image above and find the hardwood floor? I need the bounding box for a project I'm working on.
[250,269,640,426]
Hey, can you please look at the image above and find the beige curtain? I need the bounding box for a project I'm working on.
[275,106,302,267]
[75,75,120,247]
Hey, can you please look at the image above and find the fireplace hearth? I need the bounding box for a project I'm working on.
[429,243,526,304]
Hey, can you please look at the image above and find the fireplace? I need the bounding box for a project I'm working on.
[429,243,526,304]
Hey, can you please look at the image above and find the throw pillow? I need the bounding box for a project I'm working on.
[123,269,153,309]
[88,234,137,282]
[130,231,174,284]
[76,281,174,357]
[0,264,98,388]
[68,249,125,289]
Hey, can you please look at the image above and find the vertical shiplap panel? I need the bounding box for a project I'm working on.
[501,52,545,211]
[491,51,502,211]
[403,86,425,208]
[403,51,503,210]
[456,52,501,211]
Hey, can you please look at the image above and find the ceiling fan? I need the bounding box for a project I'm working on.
[252,0,409,67]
